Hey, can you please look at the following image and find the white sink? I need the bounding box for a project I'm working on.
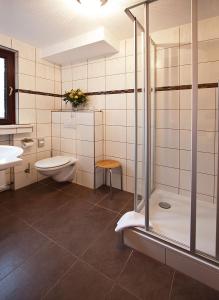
[0,145,23,170]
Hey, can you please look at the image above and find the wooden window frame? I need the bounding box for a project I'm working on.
[0,48,15,125]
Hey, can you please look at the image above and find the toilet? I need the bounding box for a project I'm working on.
[34,156,77,182]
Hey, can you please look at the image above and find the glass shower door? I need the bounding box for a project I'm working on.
[146,0,193,249]
[195,0,219,261]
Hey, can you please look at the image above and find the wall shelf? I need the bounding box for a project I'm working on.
[0,124,33,135]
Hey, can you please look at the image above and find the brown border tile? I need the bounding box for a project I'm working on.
[15,82,217,99]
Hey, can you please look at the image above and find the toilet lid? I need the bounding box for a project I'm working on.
[35,156,71,169]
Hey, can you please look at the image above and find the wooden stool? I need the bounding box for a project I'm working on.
[95,159,123,198]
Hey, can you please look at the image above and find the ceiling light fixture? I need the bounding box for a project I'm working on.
[76,0,108,8]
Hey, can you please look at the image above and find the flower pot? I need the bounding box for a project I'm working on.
[72,105,79,111]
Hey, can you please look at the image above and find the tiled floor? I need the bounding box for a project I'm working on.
[0,179,218,300]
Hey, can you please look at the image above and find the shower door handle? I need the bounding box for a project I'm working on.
[8,86,13,96]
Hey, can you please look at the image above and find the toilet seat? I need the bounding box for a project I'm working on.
[35,156,76,170]
[35,155,77,182]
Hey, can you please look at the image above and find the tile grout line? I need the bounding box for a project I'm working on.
[168,271,176,300]
[19,216,78,259]
[0,239,49,284]
[41,258,79,299]
[114,250,142,300]
[80,213,120,258]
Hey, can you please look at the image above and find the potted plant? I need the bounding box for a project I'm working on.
[63,89,88,110]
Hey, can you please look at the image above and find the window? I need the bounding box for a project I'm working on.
[0,48,15,124]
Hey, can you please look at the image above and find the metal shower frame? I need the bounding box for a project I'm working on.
[125,0,219,264]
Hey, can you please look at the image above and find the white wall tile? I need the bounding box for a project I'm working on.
[126,72,143,89]
[55,67,61,82]
[180,130,191,150]
[88,95,105,110]
[156,110,179,129]
[126,109,143,127]
[52,112,61,124]
[198,110,215,131]
[62,66,73,82]
[36,63,54,80]
[156,129,179,148]
[106,57,125,75]
[198,16,219,41]
[54,97,62,110]
[197,173,214,196]
[73,64,87,80]
[88,61,105,78]
[19,108,36,124]
[77,156,94,173]
[14,170,37,190]
[37,123,51,138]
[105,110,126,126]
[52,124,61,137]
[179,169,191,190]
[106,94,126,110]
[95,125,103,141]
[18,58,35,76]
[36,77,54,93]
[180,110,191,130]
[197,152,215,175]
[61,138,76,154]
[106,74,125,90]
[126,55,142,73]
[36,109,51,124]
[180,65,191,85]
[61,126,76,139]
[77,125,93,141]
[156,148,179,168]
[95,141,103,157]
[197,131,215,153]
[77,140,94,157]
[73,79,87,92]
[126,176,134,193]
[127,127,143,145]
[156,47,179,68]
[77,112,94,125]
[62,81,73,93]
[12,39,35,60]
[180,90,191,109]
[180,130,215,153]
[36,95,54,110]
[156,165,179,187]
[76,171,93,189]
[152,26,179,49]
[179,40,219,66]
[126,144,142,161]
[105,126,126,143]
[198,61,219,84]
[156,90,179,109]
[88,77,105,92]
[52,137,61,151]
[18,93,35,109]
[156,66,179,87]
[19,74,35,90]
[198,88,215,110]
[105,141,126,159]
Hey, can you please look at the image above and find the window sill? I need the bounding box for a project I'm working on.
[0,124,33,135]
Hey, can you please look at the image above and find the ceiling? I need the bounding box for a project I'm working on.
[0,0,218,48]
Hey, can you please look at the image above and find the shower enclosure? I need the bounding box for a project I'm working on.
[125,0,219,272]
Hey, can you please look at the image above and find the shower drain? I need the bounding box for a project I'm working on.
[159,202,171,209]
